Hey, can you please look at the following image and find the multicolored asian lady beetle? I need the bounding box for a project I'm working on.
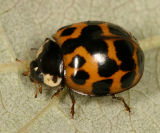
[24,21,144,117]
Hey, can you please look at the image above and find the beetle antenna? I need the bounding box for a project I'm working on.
[16,58,30,76]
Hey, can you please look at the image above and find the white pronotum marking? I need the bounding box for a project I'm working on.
[43,74,62,87]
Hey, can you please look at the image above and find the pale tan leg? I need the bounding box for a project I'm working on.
[112,94,131,113]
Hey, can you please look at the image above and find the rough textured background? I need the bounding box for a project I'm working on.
[0,0,160,133]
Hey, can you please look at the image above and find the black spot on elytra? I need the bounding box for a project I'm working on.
[92,79,113,96]
[80,25,102,40]
[121,71,136,88]
[108,23,131,39]
[71,70,89,85]
[61,27,76,36]
[114,40,135,71]
[69,55,86,68]
[114,40,134,59]
[137,48,144,74]
[62,39,81,54]
[120,59,135,71]
[84,39,108,55]
[98,58,119,77]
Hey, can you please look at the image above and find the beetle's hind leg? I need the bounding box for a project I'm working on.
[112,94,131,113]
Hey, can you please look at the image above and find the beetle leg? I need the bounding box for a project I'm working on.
[34,80,38,98]
[38,83,42,94]
[51,87,64,99]
[68,89,75,118]
[112,94,131,113]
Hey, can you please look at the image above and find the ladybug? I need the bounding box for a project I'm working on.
[25,21,144,118]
